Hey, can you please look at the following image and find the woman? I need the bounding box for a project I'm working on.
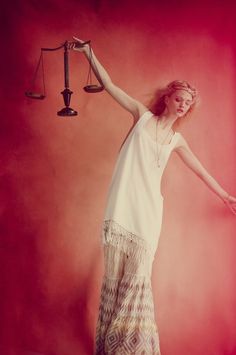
[70,37,236,355]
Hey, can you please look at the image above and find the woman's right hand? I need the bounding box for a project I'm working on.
[69,36,90,54]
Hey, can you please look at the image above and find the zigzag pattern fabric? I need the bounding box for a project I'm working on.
[95,228,161,354]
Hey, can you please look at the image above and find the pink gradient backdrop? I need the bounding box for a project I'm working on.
[1,1,236,354]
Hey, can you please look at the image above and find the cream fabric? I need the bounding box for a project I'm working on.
[103,110,180,253]
[95,242,161,354]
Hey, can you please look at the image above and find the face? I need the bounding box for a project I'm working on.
[165,89,193,117]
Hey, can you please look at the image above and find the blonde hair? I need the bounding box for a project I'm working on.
[149,80,198,130]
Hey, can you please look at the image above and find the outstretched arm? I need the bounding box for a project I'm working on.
[70,37,147,121]
[174,134,236,215]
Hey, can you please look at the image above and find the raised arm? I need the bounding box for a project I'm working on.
[71,37,147,121]
[174,134,236,215]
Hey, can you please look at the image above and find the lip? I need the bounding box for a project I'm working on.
[177,109,184,113]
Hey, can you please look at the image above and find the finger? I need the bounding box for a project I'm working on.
[231,203,236,211]
[229,196,236,203]
[73,36,82,42]
[225,201,234,214]
[229,205,236,215]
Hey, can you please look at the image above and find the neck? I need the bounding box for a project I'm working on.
[158,112,179,130]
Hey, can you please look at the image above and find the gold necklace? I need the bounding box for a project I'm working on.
[155,118,173,168]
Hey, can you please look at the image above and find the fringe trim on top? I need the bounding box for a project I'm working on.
[102,219,154,259]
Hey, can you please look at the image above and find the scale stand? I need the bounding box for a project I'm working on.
[57,41,77,116]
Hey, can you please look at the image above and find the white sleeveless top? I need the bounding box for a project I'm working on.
[102,110,181,253]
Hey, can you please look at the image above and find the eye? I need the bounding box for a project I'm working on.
[175,97,181,102]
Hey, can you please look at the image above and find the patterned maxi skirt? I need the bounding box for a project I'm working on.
[95,221,161,354]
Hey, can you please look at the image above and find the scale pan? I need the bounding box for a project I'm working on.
[25,91,46,100]
[83,85,104,93]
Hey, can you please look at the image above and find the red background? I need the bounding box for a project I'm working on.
[1,1,236,354]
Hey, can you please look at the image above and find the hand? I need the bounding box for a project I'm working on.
[68,36,90,53]
[224,195,236,215]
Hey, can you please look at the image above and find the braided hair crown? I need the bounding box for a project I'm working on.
[166,80,197,101]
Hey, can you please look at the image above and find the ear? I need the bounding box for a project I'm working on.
[164,95,169,105]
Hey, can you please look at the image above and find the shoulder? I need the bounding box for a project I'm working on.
[134,106,153,124]
[133,105,152,123]
[173,132,190,152]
